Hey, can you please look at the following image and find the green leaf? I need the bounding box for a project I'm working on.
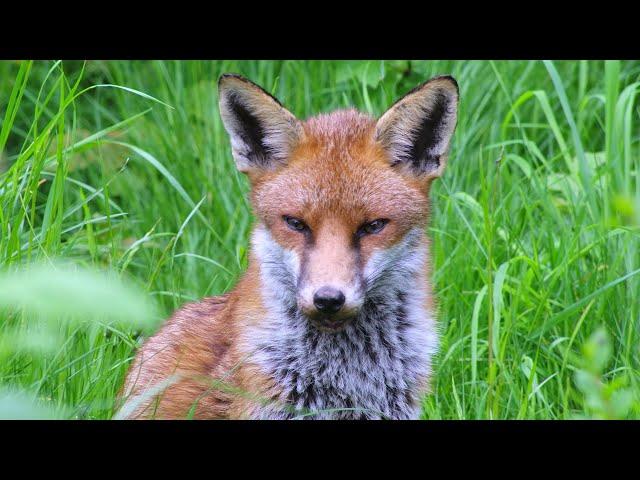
[0,262,159,331]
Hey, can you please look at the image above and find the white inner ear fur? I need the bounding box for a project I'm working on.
[375,77,458,177]
[218,77,302,173]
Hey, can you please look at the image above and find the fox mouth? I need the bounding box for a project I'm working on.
[309,314,356,333]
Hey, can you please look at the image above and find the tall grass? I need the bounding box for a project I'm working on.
[0,60,638,419]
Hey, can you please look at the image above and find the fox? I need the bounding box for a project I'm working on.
[118,72,459,420]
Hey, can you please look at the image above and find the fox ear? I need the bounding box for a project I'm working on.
[375,75,459,178]
[218,74,302,173]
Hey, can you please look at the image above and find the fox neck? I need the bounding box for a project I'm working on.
[243,224,438,420]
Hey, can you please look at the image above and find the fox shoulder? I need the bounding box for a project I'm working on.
[117,294,233,419]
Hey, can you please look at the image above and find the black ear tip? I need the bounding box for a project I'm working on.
[218,73,250,88]
[217,73,284,108]
[430,75,459,94]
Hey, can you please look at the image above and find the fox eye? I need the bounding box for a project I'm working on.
[358,219,388,237]
[283,215,309,232]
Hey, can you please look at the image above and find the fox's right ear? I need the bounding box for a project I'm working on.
[218,74,302,174]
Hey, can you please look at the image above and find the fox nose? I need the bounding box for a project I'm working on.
[313,286,346,314]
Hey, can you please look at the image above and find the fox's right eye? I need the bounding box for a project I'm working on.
[283,215,309,233]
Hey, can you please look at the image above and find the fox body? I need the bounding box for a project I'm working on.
[119,73,459,419]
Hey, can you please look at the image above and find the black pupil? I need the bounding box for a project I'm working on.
[362,220,386,235]
[287,217,304,230]
[367,221,381,232]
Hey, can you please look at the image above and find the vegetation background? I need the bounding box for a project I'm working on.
[0,60,638,419]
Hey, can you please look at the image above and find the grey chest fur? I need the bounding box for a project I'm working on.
[247,290,437,420]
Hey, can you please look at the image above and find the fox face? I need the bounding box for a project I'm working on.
[219,74,458,333]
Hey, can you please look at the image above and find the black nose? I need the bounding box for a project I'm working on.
[313,286,346,314]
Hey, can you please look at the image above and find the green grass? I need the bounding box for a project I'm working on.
[1,60,639,419]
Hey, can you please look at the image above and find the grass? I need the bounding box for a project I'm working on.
[0,59,639,419]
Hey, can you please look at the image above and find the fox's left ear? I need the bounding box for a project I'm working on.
[218,73,302,174]
[375,75,459,178]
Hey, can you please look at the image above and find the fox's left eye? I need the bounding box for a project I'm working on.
[283,215,309,233]
[358,219,388,237]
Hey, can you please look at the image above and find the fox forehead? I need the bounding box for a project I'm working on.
[251,109,430,230]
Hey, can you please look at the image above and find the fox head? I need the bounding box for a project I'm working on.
[218,73,458,332]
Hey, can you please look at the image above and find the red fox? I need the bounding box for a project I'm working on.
[118,73,459,419]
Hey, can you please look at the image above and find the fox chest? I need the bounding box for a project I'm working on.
[246,302,438,420]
